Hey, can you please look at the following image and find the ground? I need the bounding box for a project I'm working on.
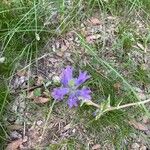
[1,0,150,150]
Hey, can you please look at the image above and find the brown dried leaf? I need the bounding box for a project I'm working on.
[90,17,101,25]
[6,139,23,150]
[36,75,44,85]
[92,144,101,150]
[129,120,148,131]
[56,51,64,57]
[61,44,68,52]
[16,70,26,77]
[27,91,34,99]
[34,97,50,104]
[86,34,101,43]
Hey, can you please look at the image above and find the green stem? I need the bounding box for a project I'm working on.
[87,99,150,112]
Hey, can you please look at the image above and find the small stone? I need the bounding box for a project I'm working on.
[56,51,63,57]
[72,129,76,133]
[64,52,71,58]
[92,144,101,150]
[23,136,28,142]
[36,120,43,126]
[140,145,147,150]
[55,41,60,49]
[131,143,140,149]
[81,23,85,28]
[10,131,22,140]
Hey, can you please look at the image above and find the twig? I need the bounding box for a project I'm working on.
[11,84,43,94]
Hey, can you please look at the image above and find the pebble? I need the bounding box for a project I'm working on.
[140,145,147,150]
[36,120,43,126]
[10,131,22,140]
[131,143,140,149]
[23,136,28,142]
[72,129,76,133]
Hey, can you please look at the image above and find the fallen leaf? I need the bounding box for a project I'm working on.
[90,17,101,25]
[92,144,101,150]
[56,51,64,57]
[61,39,70,51]
[6,139,23,150]
[33,88,42,97]
[27,91,34,99]
[61,44,68,52]
[86,34,101,43]
[16,70,26,77]
[34,97,50,104]
[129,120,148,131]
[36,75,44,85]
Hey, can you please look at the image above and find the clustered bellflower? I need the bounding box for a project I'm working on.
[51,66,91,108]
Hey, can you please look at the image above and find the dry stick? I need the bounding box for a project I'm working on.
[87,99,150,112]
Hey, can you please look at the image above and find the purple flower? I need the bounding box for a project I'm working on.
[51,66,91,108]
[51,87,69,100]
[61,66,73,86]
[67,93,78,108]
[77,87,91,100]
[75,71,90,86]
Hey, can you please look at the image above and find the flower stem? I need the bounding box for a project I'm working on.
[87,99,150,112]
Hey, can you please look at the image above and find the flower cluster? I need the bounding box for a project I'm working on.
[51,66,91,108]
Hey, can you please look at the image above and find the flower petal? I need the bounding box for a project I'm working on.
[67,94,78,108]
[51,87,69,100]
[77,87,91,100]
[75,71,90,86]
[61,66,73,87]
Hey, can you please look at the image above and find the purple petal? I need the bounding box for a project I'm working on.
[67,94,78,108]
[77,87,91,100]
[75,71,90,86]
[61,66,73,86]
[51,87,69,100]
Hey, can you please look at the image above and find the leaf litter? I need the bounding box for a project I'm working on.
[5,11,150,149]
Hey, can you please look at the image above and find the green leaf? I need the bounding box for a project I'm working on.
[33,88,42,97]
